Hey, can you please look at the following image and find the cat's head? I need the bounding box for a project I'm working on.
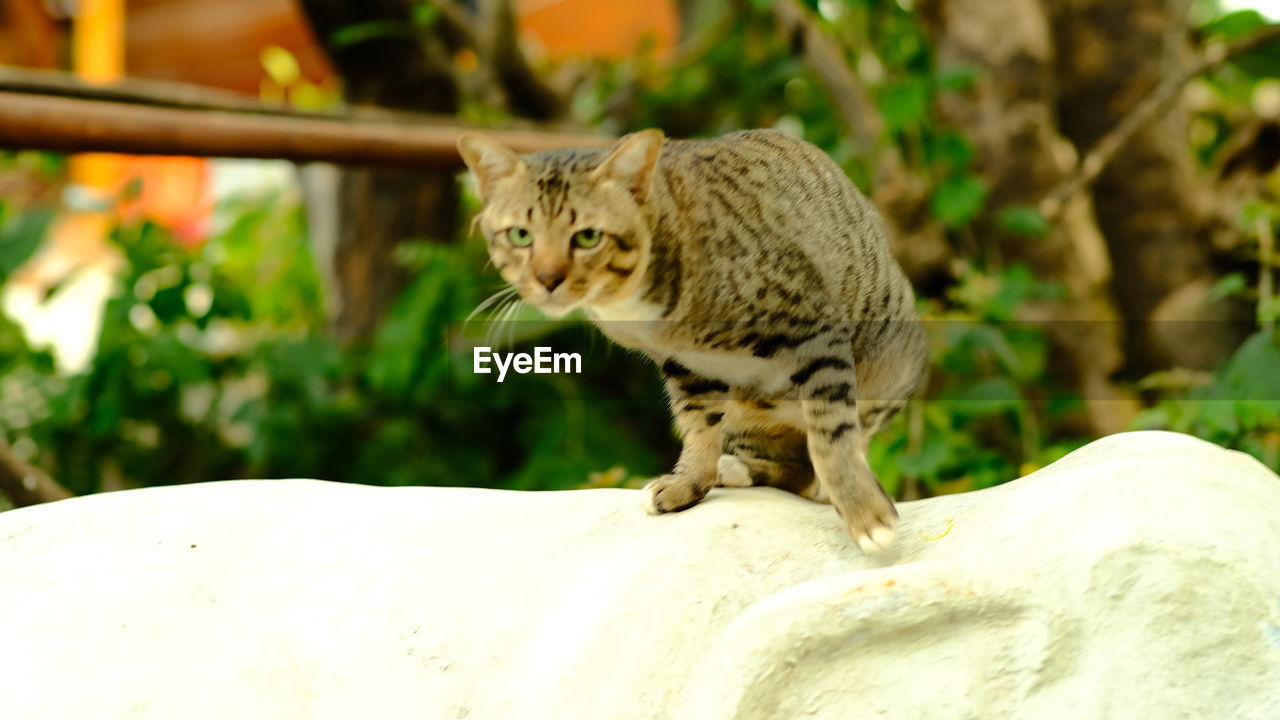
[458,130,664,318]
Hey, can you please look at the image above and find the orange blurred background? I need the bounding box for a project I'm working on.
[0,0,676,367]
[0,0,677,250]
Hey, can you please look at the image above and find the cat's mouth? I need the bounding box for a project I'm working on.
[537,301,575,318]
[524,290,578,318]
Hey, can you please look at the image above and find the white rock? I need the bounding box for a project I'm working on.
[1,431,1278,720]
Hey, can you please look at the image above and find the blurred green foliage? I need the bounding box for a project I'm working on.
[1,0,1279,506]
[0,179,672,495]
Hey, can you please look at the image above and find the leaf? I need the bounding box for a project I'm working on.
[876,79,930,132]
[0,206,54,282]
[329,20,408,49]
[1236,399,1280,428]
[1229,43,1280,79]
[1260,295,1280,324]
[1237,200,1271,229]
[1129,407,1170,431]
[287,82,334,111]
[1193,399,1241,435]
[1200,10,1269,40]
[987,264,1065,322]
[1208,272,1248,302]
[412,3,440,27]
[930,174,988,228]
[1214,331,1280,401]
[947,377,1023,418]
[996,205,1049,238]
[260,46,300,86]
[1198,13,1280,78]
[956,324,1024,374]
[925,131,973,172]
[1003,328,1049,382]
[935,64,978,93]
[1136,368,1214,393]
[897,440,949,479]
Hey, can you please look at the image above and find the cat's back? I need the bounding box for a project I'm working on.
[648,130,898,319]
[662,128,834,172]
[660,130,861,201]
[655,130,884,250]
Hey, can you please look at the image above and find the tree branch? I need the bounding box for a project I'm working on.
[771,0,901,179]
[421,0,566,120]
[0,65,492,126]
[475,0,565,121]
[0,438,71,508]
[1040,23,1280,221]
[425,0,479,51]
[0,90,608,166]
[297,0,461,112]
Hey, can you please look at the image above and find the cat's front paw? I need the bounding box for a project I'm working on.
[837,493,899,554]
[643,474,710,515]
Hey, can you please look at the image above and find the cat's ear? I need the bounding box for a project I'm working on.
[590,129,665,203]
[457,133,526,200]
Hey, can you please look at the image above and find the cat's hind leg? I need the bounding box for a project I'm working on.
[791,348,899,553]
[720,420,824,500]
[719,453,823,499]
[715,454,753,487]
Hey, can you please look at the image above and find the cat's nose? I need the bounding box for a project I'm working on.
[536,269,566,292]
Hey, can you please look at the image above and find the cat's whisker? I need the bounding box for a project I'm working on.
[490,299,512,349]
[507,299,526,349]
[482,296,512,348]
[466,286,518,327]
[485,294,525,349]
[499,298,522,350]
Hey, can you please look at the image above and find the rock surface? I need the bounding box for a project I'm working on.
[1,431,1278,719]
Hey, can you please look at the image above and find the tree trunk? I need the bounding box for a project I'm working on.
[1046,0,1253,373]
[919,0,1137,433]
[0,439,71,507]
[296,0,462,341]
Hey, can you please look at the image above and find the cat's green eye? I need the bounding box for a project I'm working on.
[507,227,532,247]
[572,229,602,249]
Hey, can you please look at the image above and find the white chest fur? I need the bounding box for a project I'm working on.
[672,349,791,394]
[588,298,791,393]
[586,296,666,348]
[586,295,665,323]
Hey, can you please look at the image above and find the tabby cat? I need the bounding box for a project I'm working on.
[458,129,928,553]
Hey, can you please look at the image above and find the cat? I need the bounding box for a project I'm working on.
[458,128,928,553]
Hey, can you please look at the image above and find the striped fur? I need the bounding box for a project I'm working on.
[459,129,928,553]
